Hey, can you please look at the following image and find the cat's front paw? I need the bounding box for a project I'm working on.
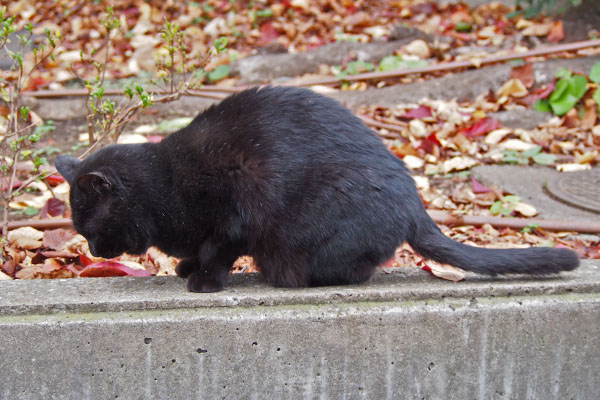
[187,272,225,293]
[175,258,197,278]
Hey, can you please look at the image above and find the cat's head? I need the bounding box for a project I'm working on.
[56,149,155,258]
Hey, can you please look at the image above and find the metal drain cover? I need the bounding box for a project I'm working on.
[546,168,600,214]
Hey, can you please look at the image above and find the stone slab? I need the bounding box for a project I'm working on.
[0,262,599,399]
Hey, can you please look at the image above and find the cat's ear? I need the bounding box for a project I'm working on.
[55,156,81,185]
[77,172,112,195]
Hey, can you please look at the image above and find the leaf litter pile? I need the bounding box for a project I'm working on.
[2,1,600,282]
[3,0,585,88]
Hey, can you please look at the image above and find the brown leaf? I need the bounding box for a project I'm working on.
[510,63,534,88]
[547,21,564,43]
[581,103,597,130]
[3,259,16,275]
[42,228,76,250]
[15,259,74,279]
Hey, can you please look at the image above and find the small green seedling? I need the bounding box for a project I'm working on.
[502,146,556,165]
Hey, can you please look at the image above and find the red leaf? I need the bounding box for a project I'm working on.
[79,261,152,278]
[547,21,564,43]
[2,179,22,191]
[45,174,65,186]
[521,81,556,106]
[23,77,49,91]
[464,117,500,138]
[40,198,66,218]
[532,81,556,100]
[402,105,432,120]
[257,22,280,46]
[79,254,93,267]
[471,177,492,194]
[419,132,441,154]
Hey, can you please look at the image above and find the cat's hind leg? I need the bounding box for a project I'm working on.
[307,234,395,287]
[254,246,310,288]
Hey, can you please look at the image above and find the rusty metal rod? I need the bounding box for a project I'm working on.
[21,39,600,97]
[427,210,600,234]
[7,212,600,234]
[285,38,600,87]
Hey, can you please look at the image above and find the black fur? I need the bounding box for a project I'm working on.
[56,86,579,292]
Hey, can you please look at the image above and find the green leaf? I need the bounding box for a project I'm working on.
[532,152,557,165]
[593,88,600,107]
[455,22,472,32]
[19,106,30,121]
[549,79,569,102]
[208,64,230,82]
[549,92,579,116]
[214,37,228,53]
[256,9,273,18]
[378,56,399,72]
[490,201,502,215]
[555,67,572,80]
[522,145,542,159]
[502,150,521,164]
[23,206,39,216]
[534,99,551,112]
[378,55,428,72]
[344,60,374,75]
[589,61,600,83]
[569,75,588,99]
[502,195,520,203]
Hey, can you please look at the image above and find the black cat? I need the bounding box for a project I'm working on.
[56,86,579,292]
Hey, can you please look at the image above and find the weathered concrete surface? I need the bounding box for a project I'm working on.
[332,54,600,109]
[472,165,600,221]
[232,38,426,84]
[1,262,599,399]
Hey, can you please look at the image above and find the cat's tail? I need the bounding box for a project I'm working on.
[407,216,580,275]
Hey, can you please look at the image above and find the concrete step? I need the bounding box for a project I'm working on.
[1,261,599,399]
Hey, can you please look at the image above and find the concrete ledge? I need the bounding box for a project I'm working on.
[1,261,599,399]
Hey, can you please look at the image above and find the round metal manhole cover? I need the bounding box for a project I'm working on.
[546,168,600,214]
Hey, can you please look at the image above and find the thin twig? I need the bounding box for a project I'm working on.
[23,86,244,98]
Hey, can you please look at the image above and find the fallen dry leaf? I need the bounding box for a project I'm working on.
[496,78,528,98]
[547,20,564,43]
[15,258,74,279]
[42,228,76,251]
[513,202,538,217]
[421,259,466,282]
[556,163,592,172]
[8,227,44,250]
[79,261,152,278]
[510,63,534,88]
[0,270,12,280]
